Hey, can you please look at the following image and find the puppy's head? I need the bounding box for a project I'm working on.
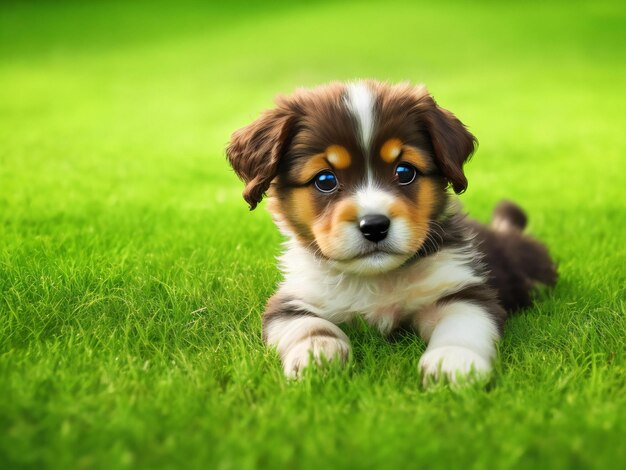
[227,81,476,275]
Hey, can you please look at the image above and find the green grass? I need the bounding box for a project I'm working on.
[1,1,625,468]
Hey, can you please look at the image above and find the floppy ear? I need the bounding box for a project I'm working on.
[416,93,477,193]
[226,107,295,210]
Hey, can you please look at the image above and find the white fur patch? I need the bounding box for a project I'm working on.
[344,82,375,181]
[279,241,485,334]
[282,336,350,378]
[417,301,499,384]
[355,184,394,217]
[419,346,492,384]
[265,315,351,377]
[344,82,375,150]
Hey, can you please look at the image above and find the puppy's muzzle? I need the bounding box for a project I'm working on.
[359,214,390,242]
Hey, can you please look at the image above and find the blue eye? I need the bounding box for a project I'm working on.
[395,163,417,185]
[314,171,338,193]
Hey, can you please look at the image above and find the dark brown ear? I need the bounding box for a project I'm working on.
[416,93,477,193]
[226,106,295,209]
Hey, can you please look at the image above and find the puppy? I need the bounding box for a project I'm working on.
[226,81,556,383]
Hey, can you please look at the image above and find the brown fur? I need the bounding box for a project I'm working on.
[470,202,557,311]
[438,284,507,332]
[372,82,476,193]
[396,146,432,173]
[227,107,296,210]
[226,81,556,328]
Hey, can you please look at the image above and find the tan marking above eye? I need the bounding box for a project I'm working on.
[325,145,351,169]
[300,154,328,184]
[298,145,352,183]
[381,138,403,163]
[399,147,430,173]
[381,139,431,173]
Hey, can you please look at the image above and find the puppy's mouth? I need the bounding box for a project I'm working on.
[328,243,411,275]
[341,245,406,262]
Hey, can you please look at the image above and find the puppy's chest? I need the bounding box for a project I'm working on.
[319,275,443,333]
[282,249,484,335]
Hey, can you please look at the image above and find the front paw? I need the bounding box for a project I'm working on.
[282,335,351,378]
[419,346,492,385]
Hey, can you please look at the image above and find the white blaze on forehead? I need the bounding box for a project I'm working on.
[344,82,375,153]
[355,184,394,217]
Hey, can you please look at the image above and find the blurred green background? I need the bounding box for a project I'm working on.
[1,1,625,468]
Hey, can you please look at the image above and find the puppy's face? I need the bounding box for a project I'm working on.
[227,81,475,275]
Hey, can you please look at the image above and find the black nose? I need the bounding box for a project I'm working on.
[359,214,390,242]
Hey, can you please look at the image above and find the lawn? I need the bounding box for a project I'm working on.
[1,0,625,468]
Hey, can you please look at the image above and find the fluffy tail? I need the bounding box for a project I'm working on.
[482,200,557,311]
[491,200,528,233]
